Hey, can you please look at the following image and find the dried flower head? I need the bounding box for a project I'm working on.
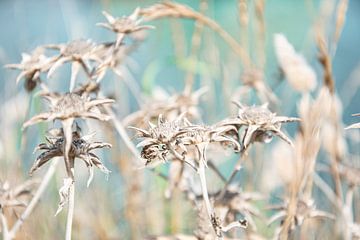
[216,187,263,230]
[32,127,111,214]
[345,113,360,130]
[5,47,52,91]
[23,92,114,129]
[0,179,38,211]
[222,102,300,149]
[45,39,101,89]
[129,114,189,166]
[174,123,240,168]
[97,8,154,47]
[268,198,334,229]
[274,33,317,93]
[123,87,207,128]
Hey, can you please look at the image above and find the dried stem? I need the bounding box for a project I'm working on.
[8,158,59,239]
[65,176,75,240]
[104,106,142,161]
[197,160,218,238]
[218,150,246,199]
[140,2,251,67]
[1,212,10,240]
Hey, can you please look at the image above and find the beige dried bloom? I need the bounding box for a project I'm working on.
[123,87,207,128]
[23,92,114,129]
[129,114,189,166]
[4,47,52,91]
[268,198,334,229]
[274,33,317,93]
[0,179,38,211]
[97,8,154,47]
[32,127,111,214]
[345,113,360,129]
[216,187,263,230]
[222,102,300,149]
[174,123,240,168]
[45,39,101,88]
[23,91,113,187]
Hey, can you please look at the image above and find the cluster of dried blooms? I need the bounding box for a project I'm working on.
[129,101,299,238]
[2,1,359,240]
[3,6,155,240]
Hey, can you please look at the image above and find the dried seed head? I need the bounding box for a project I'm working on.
[23,92,114,129]
[4,47,52,91]
[32,127,111,184]
[223,102,300,149]
[97,8,154,47]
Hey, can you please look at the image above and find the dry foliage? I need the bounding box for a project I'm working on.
[1,1,359,240]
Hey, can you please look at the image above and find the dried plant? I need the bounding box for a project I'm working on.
[31,126,111,214]
[45,39,102,90]
[0,180,37,212]
[222,102,300,150]
[23,92,114,129]
[2,1,358,239]
[97,8,154,47]
[4,47,52,91]
[268,197,334,230]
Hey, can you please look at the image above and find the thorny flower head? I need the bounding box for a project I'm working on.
[97,8,154,47]
[129,114,189,166]
[345,113,360,130]
[23,91,114,129]
[222,102,300,150]
[45,39,102,90]
[130,113,241,169]
[0,179,38,212]
[174,122,240,168]
[5,47,52,91]
[32,127,111,214]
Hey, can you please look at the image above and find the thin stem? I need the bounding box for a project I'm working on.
[218,150,246,199]
[8,158,59,238]
[221,220,247,232]
[207,160,226,183]
[197,160,220,239]
[65,177,75,240]
[313,172,341,209]
[1,212,10,240]
[104,106,142,162]
[168,144,197,171]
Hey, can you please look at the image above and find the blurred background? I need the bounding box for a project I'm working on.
[0,0,359,239]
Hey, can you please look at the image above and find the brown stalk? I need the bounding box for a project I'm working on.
[317,35,335,94]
